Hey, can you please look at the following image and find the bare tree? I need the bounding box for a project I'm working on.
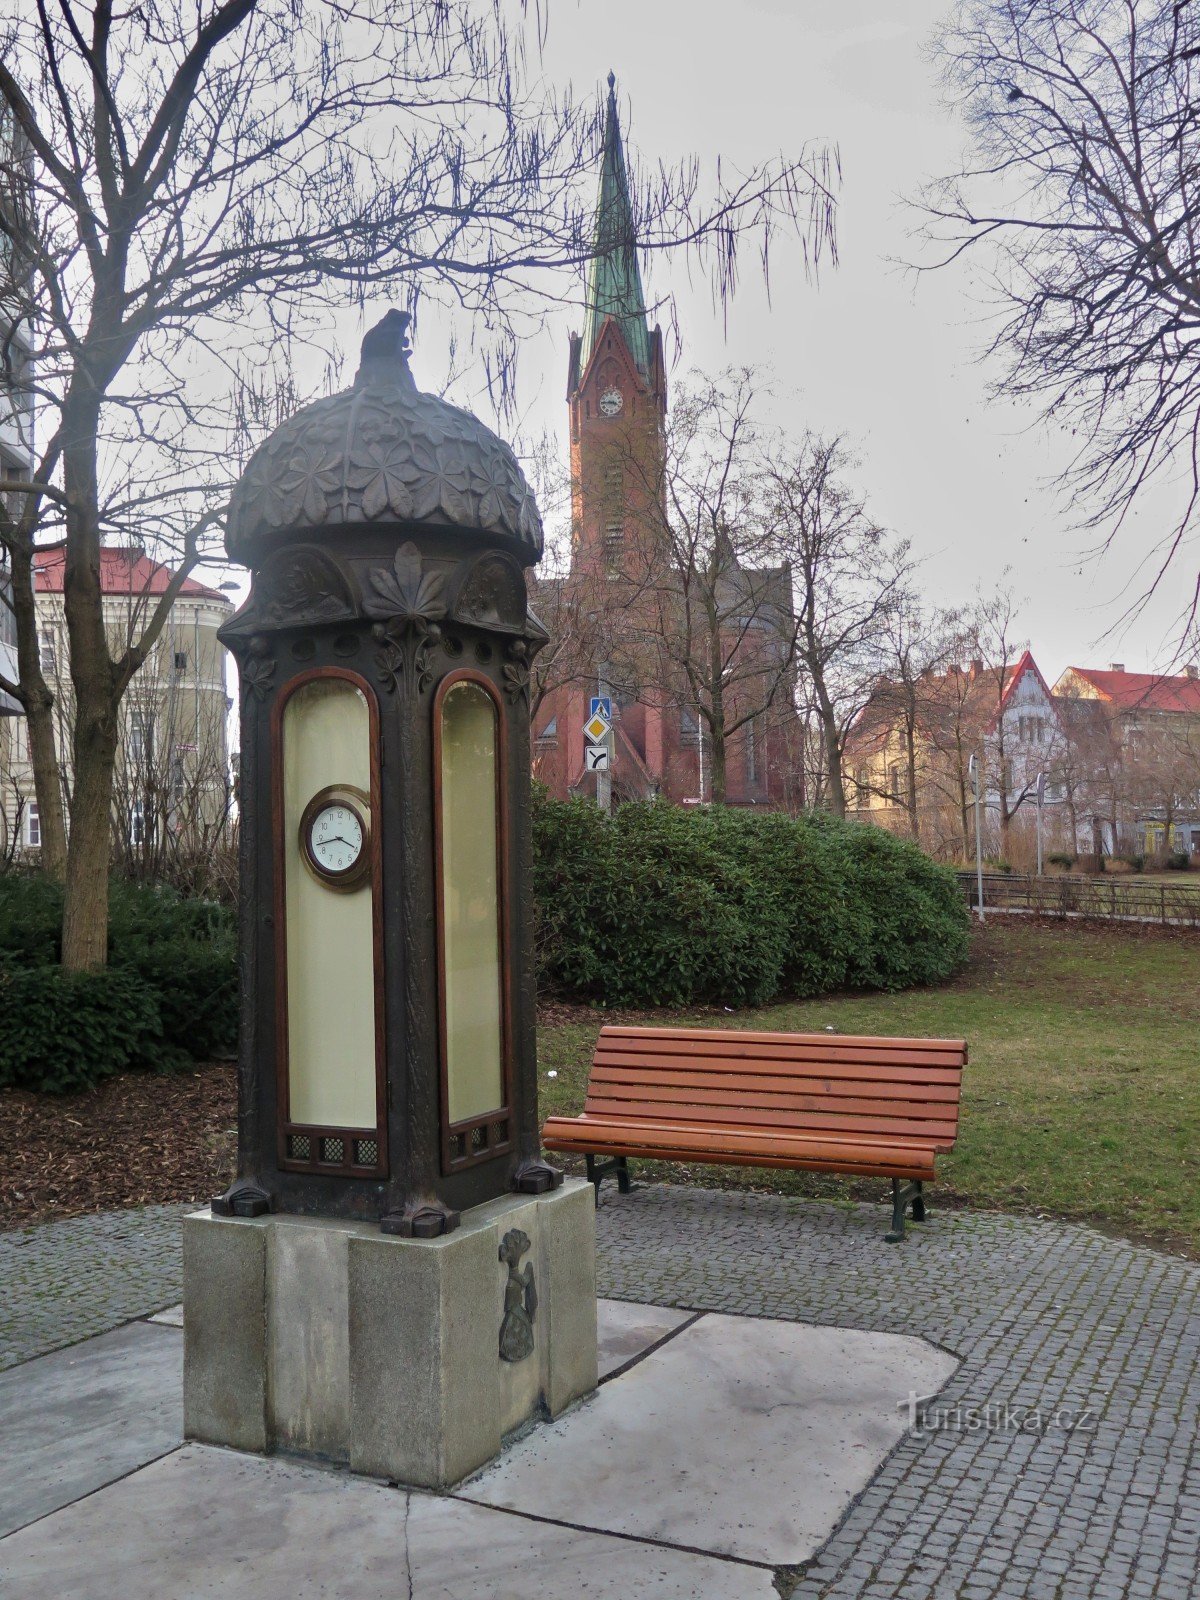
[764,436,905,817]
[1133,715,1200,860]
[923,0,1200,633]
[966,582,1038,857]
[0,0,839,969]
[853,593,952,843]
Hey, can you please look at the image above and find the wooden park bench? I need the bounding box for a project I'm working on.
[541,1024,967,1242]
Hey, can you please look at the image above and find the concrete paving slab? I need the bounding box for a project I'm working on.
[462,1311,960,1566]
[0,1321,182,1538]
[0,1443,776,1599]
[148,1304,183,1327]
[597,1298,693,1380]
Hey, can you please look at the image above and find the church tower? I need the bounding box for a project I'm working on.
[567,74,668,580]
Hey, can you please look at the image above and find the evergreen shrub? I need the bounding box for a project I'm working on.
[0,873,236,1089]
[531,792,969,1008]
[0,965,164,1093]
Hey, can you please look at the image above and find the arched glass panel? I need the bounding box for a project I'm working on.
[282,677,376,1133]
[438,680,504,1126]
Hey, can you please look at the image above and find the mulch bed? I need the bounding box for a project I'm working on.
[0,1061,237,1230]
[0,1003,637,1231]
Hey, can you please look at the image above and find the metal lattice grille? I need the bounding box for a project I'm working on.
[354,1138,378,1167]
[319,1136,345,1164]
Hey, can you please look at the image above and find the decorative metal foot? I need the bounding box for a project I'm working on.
[885,1178,925,1243]
[211,1178,274,1219]
[380,1200,460,1238]
[513,1157,564,1195]
[586,1153,632,1201]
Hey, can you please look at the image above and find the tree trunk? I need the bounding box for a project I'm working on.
[819,703,845,817]
[707,620,727,804]
[807,663,845,818]
[60,685,117,970]
[24,689,68,878]
[60,388,117,972]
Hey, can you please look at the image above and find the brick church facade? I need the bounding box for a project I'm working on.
[532,77,801,809]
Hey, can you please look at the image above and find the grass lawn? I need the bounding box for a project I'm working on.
[538,918,1200,1257]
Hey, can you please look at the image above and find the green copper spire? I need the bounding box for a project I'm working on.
[580,72,651,378]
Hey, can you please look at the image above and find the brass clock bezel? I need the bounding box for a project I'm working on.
[299,785,372,892]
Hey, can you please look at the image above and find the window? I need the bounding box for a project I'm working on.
[745,719,758,786]
[174,650,188,672]
[130,711,154,765]
[535,714,558,745]
[603,456,624,572]
[681,706,700,746]
[436,676,508,1167]
[888,763,902,803]
[38,628,56,676]
[24,801,39,848]
[131,801,152,847]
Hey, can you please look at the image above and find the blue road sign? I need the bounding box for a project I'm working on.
[590,696,612,721]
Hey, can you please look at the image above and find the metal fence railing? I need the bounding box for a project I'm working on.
[955,870,1200,927]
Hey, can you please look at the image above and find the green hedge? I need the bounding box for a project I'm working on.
[532,794,969,1007]
[0,875,236,1092]
[0,966,164,1093]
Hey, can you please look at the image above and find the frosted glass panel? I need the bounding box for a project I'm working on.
[282,679,376,1131]
[440,682,504,1124]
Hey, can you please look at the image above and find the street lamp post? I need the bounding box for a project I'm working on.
[969,751,984,922]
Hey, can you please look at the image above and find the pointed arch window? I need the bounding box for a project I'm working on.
[434,672,512,1170]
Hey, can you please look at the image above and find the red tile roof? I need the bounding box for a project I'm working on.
[31,544,229,604]
[1058,666,1200,714]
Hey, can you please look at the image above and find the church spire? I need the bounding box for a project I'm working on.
[579,72,652,378]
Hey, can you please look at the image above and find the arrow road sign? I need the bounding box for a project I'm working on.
[589,695,612,722]
[586,742,611,771]
[584,712,611,743]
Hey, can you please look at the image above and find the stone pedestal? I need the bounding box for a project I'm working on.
[183,1178,597,1488]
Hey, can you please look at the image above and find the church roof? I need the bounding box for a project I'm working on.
[579,74,652,379]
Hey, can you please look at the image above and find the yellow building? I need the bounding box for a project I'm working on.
[1,542,234,861]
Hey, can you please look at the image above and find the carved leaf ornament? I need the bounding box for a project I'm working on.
[227,349,544,559]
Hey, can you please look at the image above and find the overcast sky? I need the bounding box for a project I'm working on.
[285,0,1193,682]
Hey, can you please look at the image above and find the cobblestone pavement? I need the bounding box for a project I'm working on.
[4,1186,1200,1600]
[0,1204,189,1371]
[598,1188,1200,1600]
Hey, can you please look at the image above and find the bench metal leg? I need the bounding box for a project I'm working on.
[885,1179,925,1243]
[586,1153,632,1202]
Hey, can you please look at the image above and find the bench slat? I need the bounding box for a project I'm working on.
[580,1096,956,1139]
[598,1024,967,1057]
[588,1064,962,1100]
[588,1056,966,1094]
[584,1088,959,1124]
[546,1114,945,1153]
[541,1116,938,1180]
[595,1039,964,1069]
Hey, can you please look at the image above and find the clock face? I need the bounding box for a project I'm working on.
[300,792,370,890]
[599,387,623,417]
